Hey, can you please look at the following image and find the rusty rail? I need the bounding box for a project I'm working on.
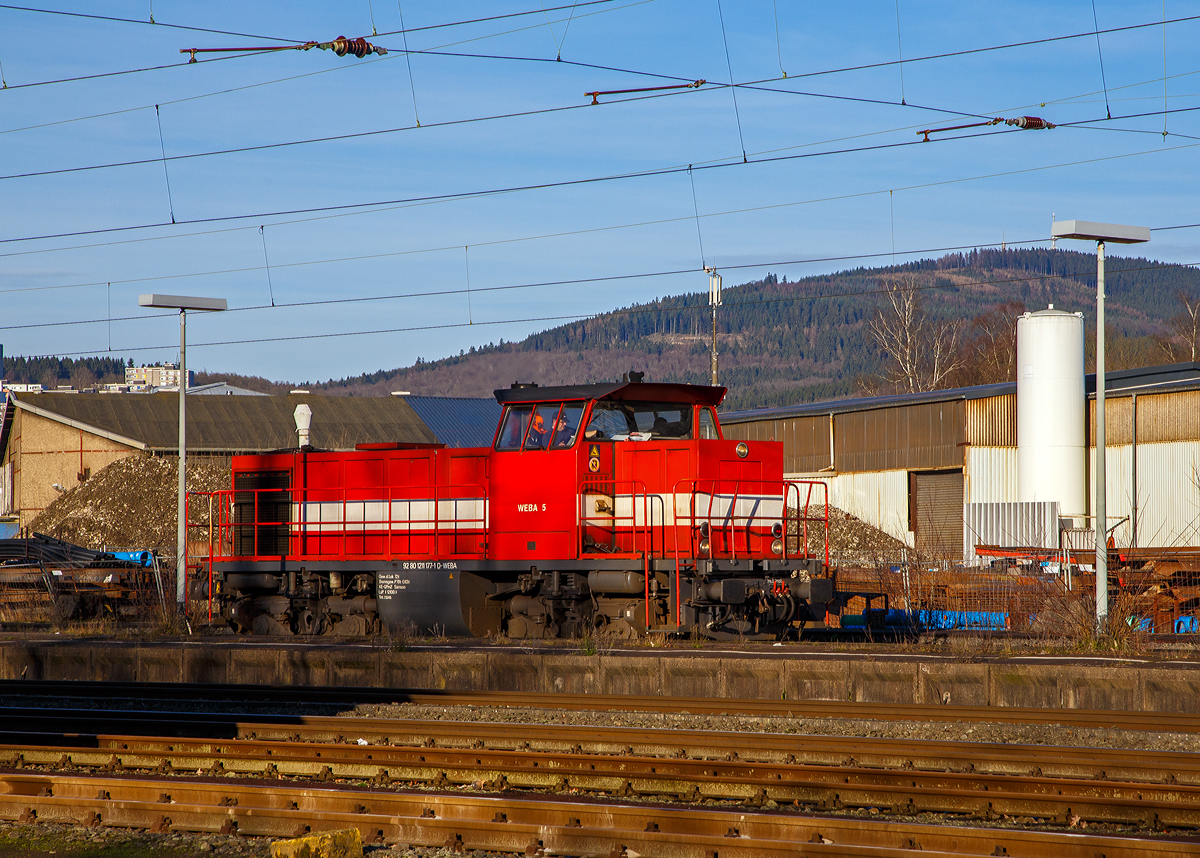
[4,707,1200,786]
[3,711,1200,831]
[1,772,1194,857]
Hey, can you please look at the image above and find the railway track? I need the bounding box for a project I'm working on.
[5,679,1200,733]
[2,708,1200,835]
[2,771,1196,858]
[5,683,1200,854]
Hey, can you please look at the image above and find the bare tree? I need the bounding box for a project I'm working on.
[968,301,1024,383]
[868,278,965,393]
[1155,290,1200,362]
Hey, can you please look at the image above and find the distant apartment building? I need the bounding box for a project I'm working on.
[125,364,194,390]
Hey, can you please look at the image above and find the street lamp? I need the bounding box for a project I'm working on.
[138,293,227,613]
[1049,220,1149,631]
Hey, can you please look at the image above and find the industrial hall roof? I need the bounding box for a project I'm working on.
[2,392,438,454]
[721,362,1200,425]
[403,395,501,448]
[720,383,1013,424]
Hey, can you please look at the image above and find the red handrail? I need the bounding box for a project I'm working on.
[669,478,830,625]
[577,478,652,628]
[192,482,488,563]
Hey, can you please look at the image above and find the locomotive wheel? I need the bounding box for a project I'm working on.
[329,615,370,636]
[250,613,292,636]
[506,615,544,639]
[294,607,319,635]
[605,618,640,640]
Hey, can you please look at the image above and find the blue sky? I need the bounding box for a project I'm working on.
[1,1,1198,383]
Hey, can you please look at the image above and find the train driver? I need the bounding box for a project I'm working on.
[552,414,574,447]
[527,413,548,447]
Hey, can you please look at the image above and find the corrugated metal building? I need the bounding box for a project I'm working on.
[721,363,1200,558]
[0,392,500,529]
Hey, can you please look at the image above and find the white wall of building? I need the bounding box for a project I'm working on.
[785,440,1200,558]
[788,469,914,547]
[1090,440,1200,550]
[964,446,1018,505]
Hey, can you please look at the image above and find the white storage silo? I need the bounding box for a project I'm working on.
[1016,306,1086,521]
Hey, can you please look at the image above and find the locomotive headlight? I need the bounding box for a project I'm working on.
[771,538,784,555]
[698,538,711,556]
[735,442,749,458]
[771,522,784,539]
[698,521,710,538]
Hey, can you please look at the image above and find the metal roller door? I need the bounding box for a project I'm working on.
[910,469,964,560]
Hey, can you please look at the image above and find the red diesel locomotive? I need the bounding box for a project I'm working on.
[199,377,832,639]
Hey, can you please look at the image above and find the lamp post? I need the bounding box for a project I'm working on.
[138,293,227,612]
[1049,221,1149,630]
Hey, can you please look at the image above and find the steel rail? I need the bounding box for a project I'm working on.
[5,680,1200,733]
[2,718,1200,828]
[1,772,1195,857]
[2,706,1199,786]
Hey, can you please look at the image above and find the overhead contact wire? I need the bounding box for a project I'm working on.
[25,257,1200,358]
[6,132,1200,247]
[8,241,1198,335]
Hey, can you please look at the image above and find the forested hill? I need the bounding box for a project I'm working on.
[9,249,1198,411]
[308,248,1200,410]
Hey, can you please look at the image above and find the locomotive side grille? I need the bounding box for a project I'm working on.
[233,470,292,556]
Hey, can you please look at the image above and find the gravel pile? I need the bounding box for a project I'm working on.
[27,454,231,551]
[794,505,908,566]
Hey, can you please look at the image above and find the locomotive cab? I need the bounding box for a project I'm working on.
[200,378,832,640]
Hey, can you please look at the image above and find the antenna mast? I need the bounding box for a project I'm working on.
[705,267,722,385]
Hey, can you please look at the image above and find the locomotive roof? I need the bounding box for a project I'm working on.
[493,381,726,407]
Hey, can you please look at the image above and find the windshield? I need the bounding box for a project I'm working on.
[496,403,584,450]
[584,402,693,441]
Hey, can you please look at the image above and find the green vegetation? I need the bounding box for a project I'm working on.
[10,249,1197,411]
[315,248,1200,409]
[0,355,126,389]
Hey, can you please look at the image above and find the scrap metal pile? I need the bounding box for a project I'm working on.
[0,534,163,624]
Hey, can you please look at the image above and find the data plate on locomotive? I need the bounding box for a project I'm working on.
[377,567,496,637]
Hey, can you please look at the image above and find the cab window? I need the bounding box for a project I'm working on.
[550,404,584,448]
[496,402,583,450]
[496,405,534,450]
[584,402,693,440]
[699,407,720,440]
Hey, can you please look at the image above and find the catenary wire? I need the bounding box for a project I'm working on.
[5,6,1195,110]
[0,1,617,46]
[7,15,1199,186]
[24,255,1200,360]
[5,235,1196,335]
[0,49,282,92]
[0,0,644,93]
[0,3,304,41]
[6,128,1200,248]
[5,61,1197,262]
